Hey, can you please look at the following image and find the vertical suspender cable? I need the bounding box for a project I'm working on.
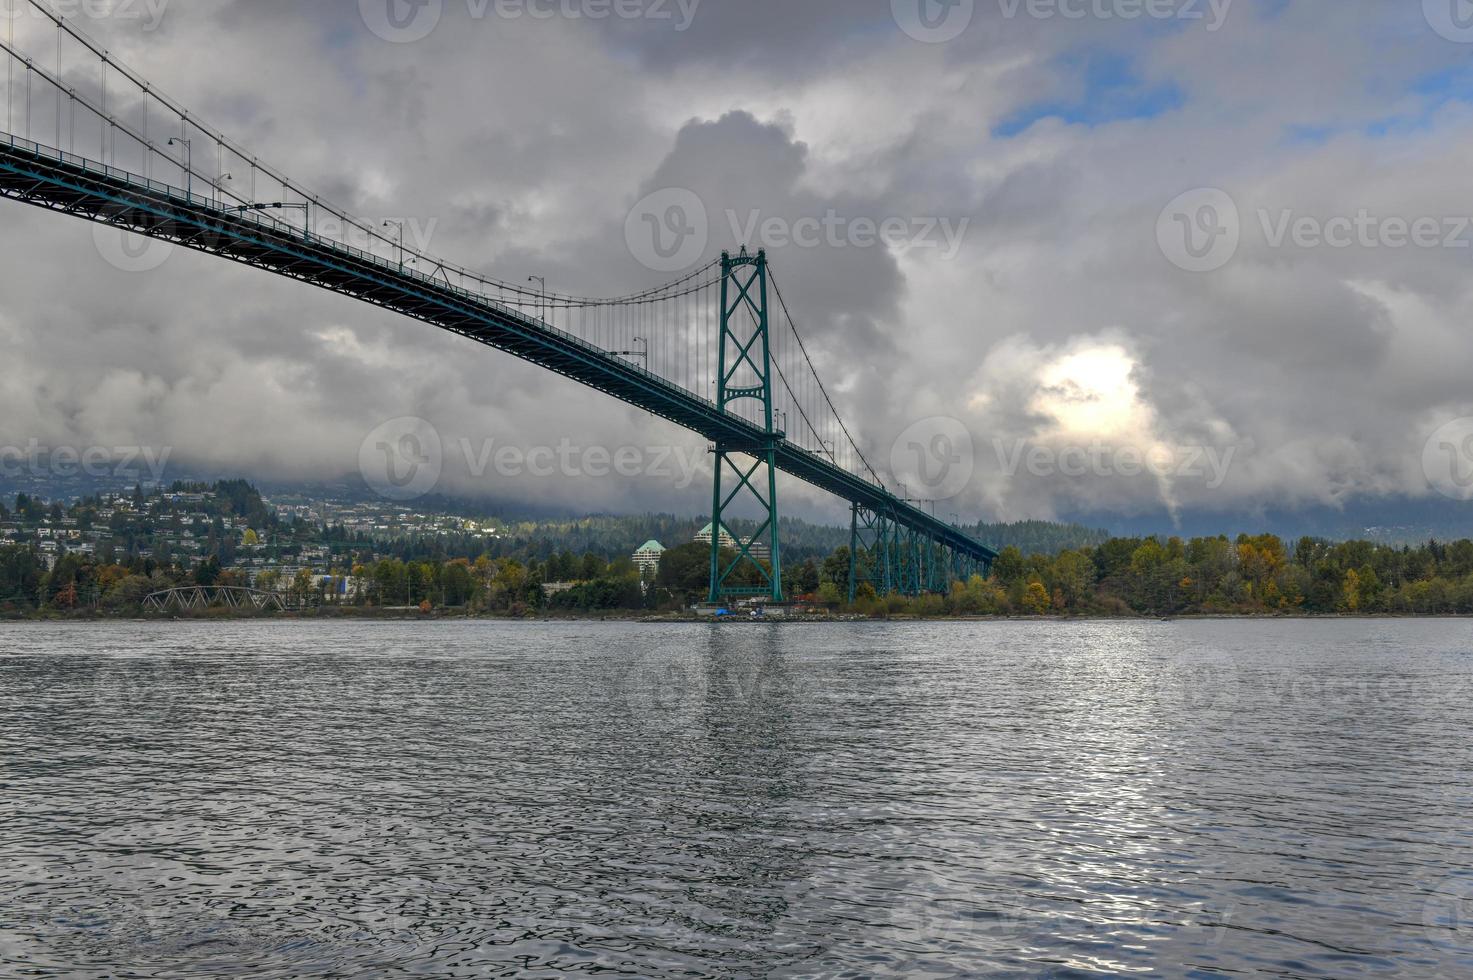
[6,1,12,137]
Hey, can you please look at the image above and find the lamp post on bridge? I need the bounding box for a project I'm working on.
[230,201,310,235]
[612,336,647,365]
[526,275,546,320]
[167,136,191,199]
[384,220,406,272]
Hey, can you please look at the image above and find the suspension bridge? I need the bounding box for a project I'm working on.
[0,1,997,603]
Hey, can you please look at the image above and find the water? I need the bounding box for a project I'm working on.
[1,619,1471,978]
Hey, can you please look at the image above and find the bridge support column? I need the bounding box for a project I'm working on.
[848,503,884,603]
[709,248,783,605]
[879,508,897,597]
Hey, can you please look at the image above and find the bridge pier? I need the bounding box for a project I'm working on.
[849,504,991,601]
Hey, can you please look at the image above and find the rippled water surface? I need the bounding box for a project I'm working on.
[2,619,1472,978]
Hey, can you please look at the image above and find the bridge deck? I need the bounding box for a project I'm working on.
[0,134,996,564]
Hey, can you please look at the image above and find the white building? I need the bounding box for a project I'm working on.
[695,523,737,550]
[695,523,769,562]
[632,540,666,579]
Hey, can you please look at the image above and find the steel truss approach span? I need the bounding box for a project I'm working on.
[143,587,287,613]
[0,2,996,600]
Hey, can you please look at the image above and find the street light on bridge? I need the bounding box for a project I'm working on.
[167,136,191,198]
[612,336,648,366]
[526,275,547,319]
[384,220,406,272]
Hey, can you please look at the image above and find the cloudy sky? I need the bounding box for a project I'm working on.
[3,0,1473,528]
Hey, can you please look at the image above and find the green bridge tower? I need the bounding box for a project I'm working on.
[709,248,784,605]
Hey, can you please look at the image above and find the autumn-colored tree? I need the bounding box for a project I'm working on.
[1341,568,1361,613]
[1021,580,1051,615]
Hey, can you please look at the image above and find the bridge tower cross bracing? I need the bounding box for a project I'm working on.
[709,247,783,605]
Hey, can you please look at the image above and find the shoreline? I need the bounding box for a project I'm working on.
[4,610,1472,624]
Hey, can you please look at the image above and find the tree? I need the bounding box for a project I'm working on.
[493,559,527,607]
[791,559,821,596]
[292,569,314,602]
[656,542,713,595]
[0,546,44,609]
[195,558,222,587]
[547,551,576,582]
[821,547,851,588]
[1052,550,1094,610]
[579,552,606,581]
[993,547,1027,587]
[1021,580,1051,615]
[442,560,475,607]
